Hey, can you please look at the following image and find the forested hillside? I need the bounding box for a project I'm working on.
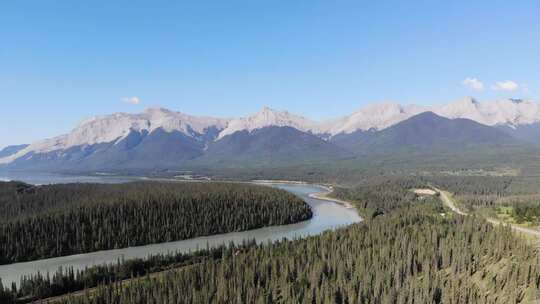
[0,181,311,264]
[426,176,540,229]
[3,179,538,303]
[330,178,424,218]
[51,191,540,303]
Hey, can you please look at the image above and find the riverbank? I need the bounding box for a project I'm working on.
[309,191,355,209]
[253,180,356,210]
[0,182,361,289]
[251,179,308,185]
[34,182,359,303]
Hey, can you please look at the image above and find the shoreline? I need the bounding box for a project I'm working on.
[1,174,358,214]
[0,178,362,286]
[309,191,355,209]
[251,179,355,209]
[251,179,309,185]
[2,174,356,210]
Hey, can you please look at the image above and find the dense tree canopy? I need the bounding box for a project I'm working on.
[0,181,311,264]
[51,198,540,304]
[331,178,422,218]
[3,178,540,303]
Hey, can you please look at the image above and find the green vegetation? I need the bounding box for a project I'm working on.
[511,203,540,225]
[2,179,539,303]
[490,203,540,227]
[0,181,311,264]
[169,142,540,185]
[431,175,540,229]
[330,178,423,218]
[0,242,257,303]
[52,195,540,303]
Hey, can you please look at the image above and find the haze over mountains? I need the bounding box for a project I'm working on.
[1,97,539,172]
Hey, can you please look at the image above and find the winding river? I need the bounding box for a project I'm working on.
[0,173,361,287]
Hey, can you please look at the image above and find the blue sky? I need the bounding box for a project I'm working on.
[1,1,539,148]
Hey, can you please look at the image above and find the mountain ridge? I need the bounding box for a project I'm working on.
[355,111,520,152]
[2,97,539,170]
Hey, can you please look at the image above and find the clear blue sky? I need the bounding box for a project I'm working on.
[1,1,539,148]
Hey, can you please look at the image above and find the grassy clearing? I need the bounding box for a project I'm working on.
[491,206,540,228]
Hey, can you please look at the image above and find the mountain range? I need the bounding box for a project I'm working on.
[1,97,539,172]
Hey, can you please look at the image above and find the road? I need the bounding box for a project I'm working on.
[435,188,540,238]
[435,189,467,216]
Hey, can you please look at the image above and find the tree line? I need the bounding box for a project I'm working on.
[0,241,257,303]
[49,197,540,304]
[3,178,540,303]
[330,178,424,218]
[0,181,311,264]
[512,202,540,224]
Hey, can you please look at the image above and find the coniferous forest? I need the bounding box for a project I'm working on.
[2,178,540,303]
[43,191,540,303]
[0,181,312,264]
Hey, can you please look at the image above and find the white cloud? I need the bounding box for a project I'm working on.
[462,77,484,91]
[121,96,141,105]
[491,80,519,91]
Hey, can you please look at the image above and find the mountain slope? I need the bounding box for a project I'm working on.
[340,112,522,153]
[0,107,228,165]
[320,103,427,135]
[218,107,318,139]
[497,123,540,143]
[434,97,540,127]
[198,126,352,167]
[1,99,539,172]
[75,128,207,170]
[319,97,540,138]
[6,128,206,171]
[0,145,28,159]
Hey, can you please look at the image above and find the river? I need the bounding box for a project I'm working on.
[0,172,361,287]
